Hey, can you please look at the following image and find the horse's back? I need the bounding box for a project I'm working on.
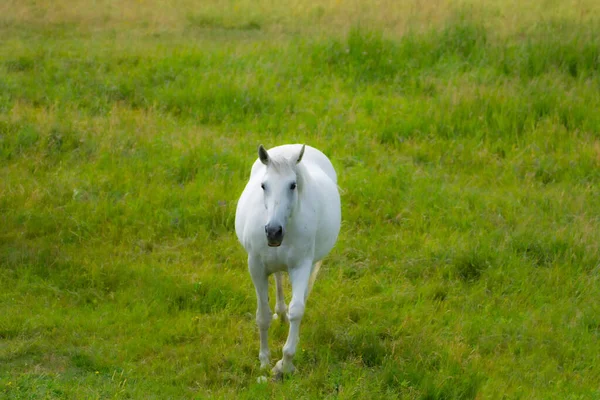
[250,144,337,184]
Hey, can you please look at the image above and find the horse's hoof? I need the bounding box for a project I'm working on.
[271,359,295,381]
[271,371,284,383]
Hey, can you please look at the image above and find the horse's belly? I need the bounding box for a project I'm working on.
[313,186,341,262]
[314,222,341,261]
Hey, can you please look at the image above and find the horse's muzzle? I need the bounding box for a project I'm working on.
[265,224,284,247]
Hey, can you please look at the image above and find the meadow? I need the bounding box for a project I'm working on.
[1,0,600,398]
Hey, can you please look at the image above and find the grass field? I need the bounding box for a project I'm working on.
[1,0,600,398]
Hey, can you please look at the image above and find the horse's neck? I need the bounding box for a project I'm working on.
[296,162,312,198]
[294,163,320,219]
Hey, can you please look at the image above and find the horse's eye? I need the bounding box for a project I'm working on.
[261,183,265,190]
[290,182,297,190]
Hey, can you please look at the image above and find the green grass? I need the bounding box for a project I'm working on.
[1,0,600,398]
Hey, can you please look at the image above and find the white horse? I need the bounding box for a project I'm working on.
[235,143,341,378]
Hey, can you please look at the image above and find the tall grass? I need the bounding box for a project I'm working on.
[1,1,600,398]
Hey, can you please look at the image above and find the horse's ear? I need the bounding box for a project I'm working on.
[296,144,306,164]
[258,144,270,165]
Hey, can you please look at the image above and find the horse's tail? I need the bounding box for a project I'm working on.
[307,260,322,299]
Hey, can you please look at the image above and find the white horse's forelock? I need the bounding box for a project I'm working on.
[265,154,299,175]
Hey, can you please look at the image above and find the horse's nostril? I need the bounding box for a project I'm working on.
[265,224,283,239]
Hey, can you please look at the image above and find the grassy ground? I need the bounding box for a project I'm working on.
[1,0,600,398]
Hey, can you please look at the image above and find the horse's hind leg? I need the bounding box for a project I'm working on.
[273,272,288,323]
[306,260,322,300]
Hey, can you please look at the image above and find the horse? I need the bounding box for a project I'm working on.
[235,143,341,378]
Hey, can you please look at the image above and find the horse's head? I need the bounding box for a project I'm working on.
[257,144,306,247]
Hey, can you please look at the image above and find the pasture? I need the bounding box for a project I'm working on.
[1,0,600,398]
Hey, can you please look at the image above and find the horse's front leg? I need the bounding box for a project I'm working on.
[272,259,312,378]
[249,256,272,369]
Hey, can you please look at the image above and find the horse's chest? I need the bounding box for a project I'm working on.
[265,261,288,274]
[261,244,311,273]
[262,253,291,274]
